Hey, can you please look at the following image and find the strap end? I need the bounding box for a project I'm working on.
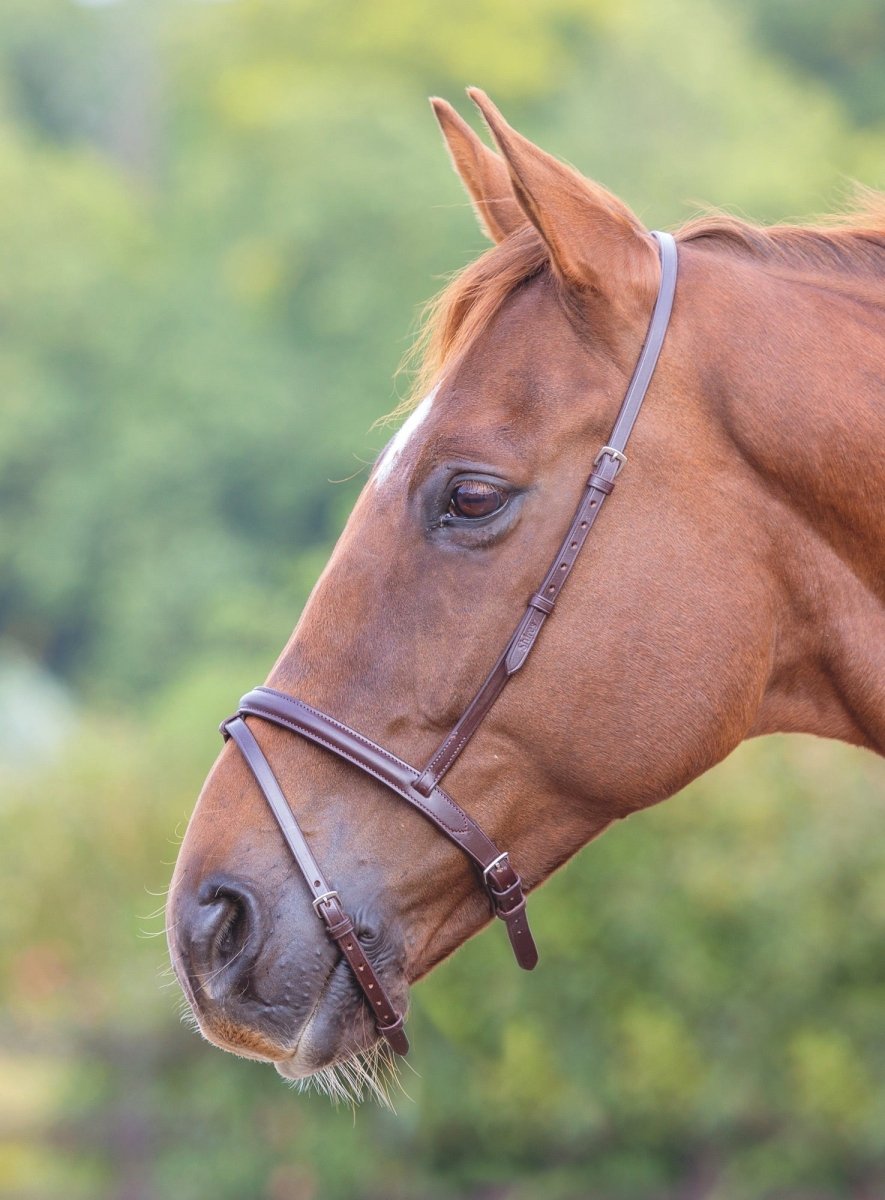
[502,901,539,970]
[486,856,540,971]
[377,1013,410,1056]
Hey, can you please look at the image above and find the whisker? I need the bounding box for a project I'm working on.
[138,913,182,939]
[138,903,171,922]
[283,1034,403,1111]
[192,938,249,991]
[142,906,167,921]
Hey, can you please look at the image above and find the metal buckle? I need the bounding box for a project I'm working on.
[593,445,627,476]
[312,890,339,914]
[483,852,510,884]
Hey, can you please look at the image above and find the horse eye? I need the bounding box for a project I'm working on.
[448,479,508,520]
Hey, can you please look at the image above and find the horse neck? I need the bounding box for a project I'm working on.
[694,246,885,753]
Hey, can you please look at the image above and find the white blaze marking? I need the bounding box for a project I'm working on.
[373,385,438,486]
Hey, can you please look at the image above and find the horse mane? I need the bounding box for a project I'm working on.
[394,188,885,416]
[397,223,551,415]
[678,186,885,275]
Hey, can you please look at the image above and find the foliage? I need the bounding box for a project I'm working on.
[0,0,883,701]
[745,0,885,128]
[3,710,885,1199]
[1,1,884,1197]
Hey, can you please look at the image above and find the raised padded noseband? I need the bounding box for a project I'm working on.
[221,232,678,1055]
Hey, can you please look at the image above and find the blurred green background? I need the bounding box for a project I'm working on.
[1,1,884,1197]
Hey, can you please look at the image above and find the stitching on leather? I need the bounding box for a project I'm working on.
[242,700,483,842]
[427,729,460,773]
[256,690,418,769]
[428,727,471,778]
[256,700,416,776]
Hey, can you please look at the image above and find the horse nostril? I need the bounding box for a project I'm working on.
[203,889,248,971]
[184,876,267,998]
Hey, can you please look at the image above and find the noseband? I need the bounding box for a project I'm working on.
[221,231,678,1057]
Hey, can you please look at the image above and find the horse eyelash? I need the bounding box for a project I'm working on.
[426,512,455,532]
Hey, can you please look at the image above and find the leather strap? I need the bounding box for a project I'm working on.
[223,715,410,1055]
[413,231,677,794]
[231,688,538,971]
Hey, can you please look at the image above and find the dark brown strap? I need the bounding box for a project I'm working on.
[222,715,409,1054]
[231,688,538,971]
[413,231,678,795]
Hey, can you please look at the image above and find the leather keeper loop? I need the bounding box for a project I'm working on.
[326,915,355,939]
[412,768,434,797]
[587,472,615,494]
[377,1013,410,1055]
[496,895,527,923]
[528,591,556,615]
[488,876,524,911]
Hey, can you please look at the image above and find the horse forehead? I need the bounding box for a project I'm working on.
[372,386,439,488]
[371,383,531,495]
[371,283,582,491]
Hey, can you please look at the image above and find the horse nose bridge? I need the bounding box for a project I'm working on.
[172,730,309,895]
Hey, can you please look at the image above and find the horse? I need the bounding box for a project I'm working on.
[168,88,885,1101]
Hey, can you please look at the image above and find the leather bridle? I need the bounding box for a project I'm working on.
[220,231,678,1058]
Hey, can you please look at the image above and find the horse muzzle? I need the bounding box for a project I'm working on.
[167,869,409,1072]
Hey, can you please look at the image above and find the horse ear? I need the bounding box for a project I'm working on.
[467,88,658,314]
[430,97,525,244]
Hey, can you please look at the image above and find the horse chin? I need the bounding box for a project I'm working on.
[273,1000,406,1107]
[191,960,409,1105]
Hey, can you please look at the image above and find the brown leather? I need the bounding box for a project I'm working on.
[415,230,678,791]
[232,689,538,970]
[220,231,678,1055]
[222,715,410,1054]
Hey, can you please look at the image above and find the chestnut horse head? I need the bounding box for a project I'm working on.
[168,90,885,1098]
